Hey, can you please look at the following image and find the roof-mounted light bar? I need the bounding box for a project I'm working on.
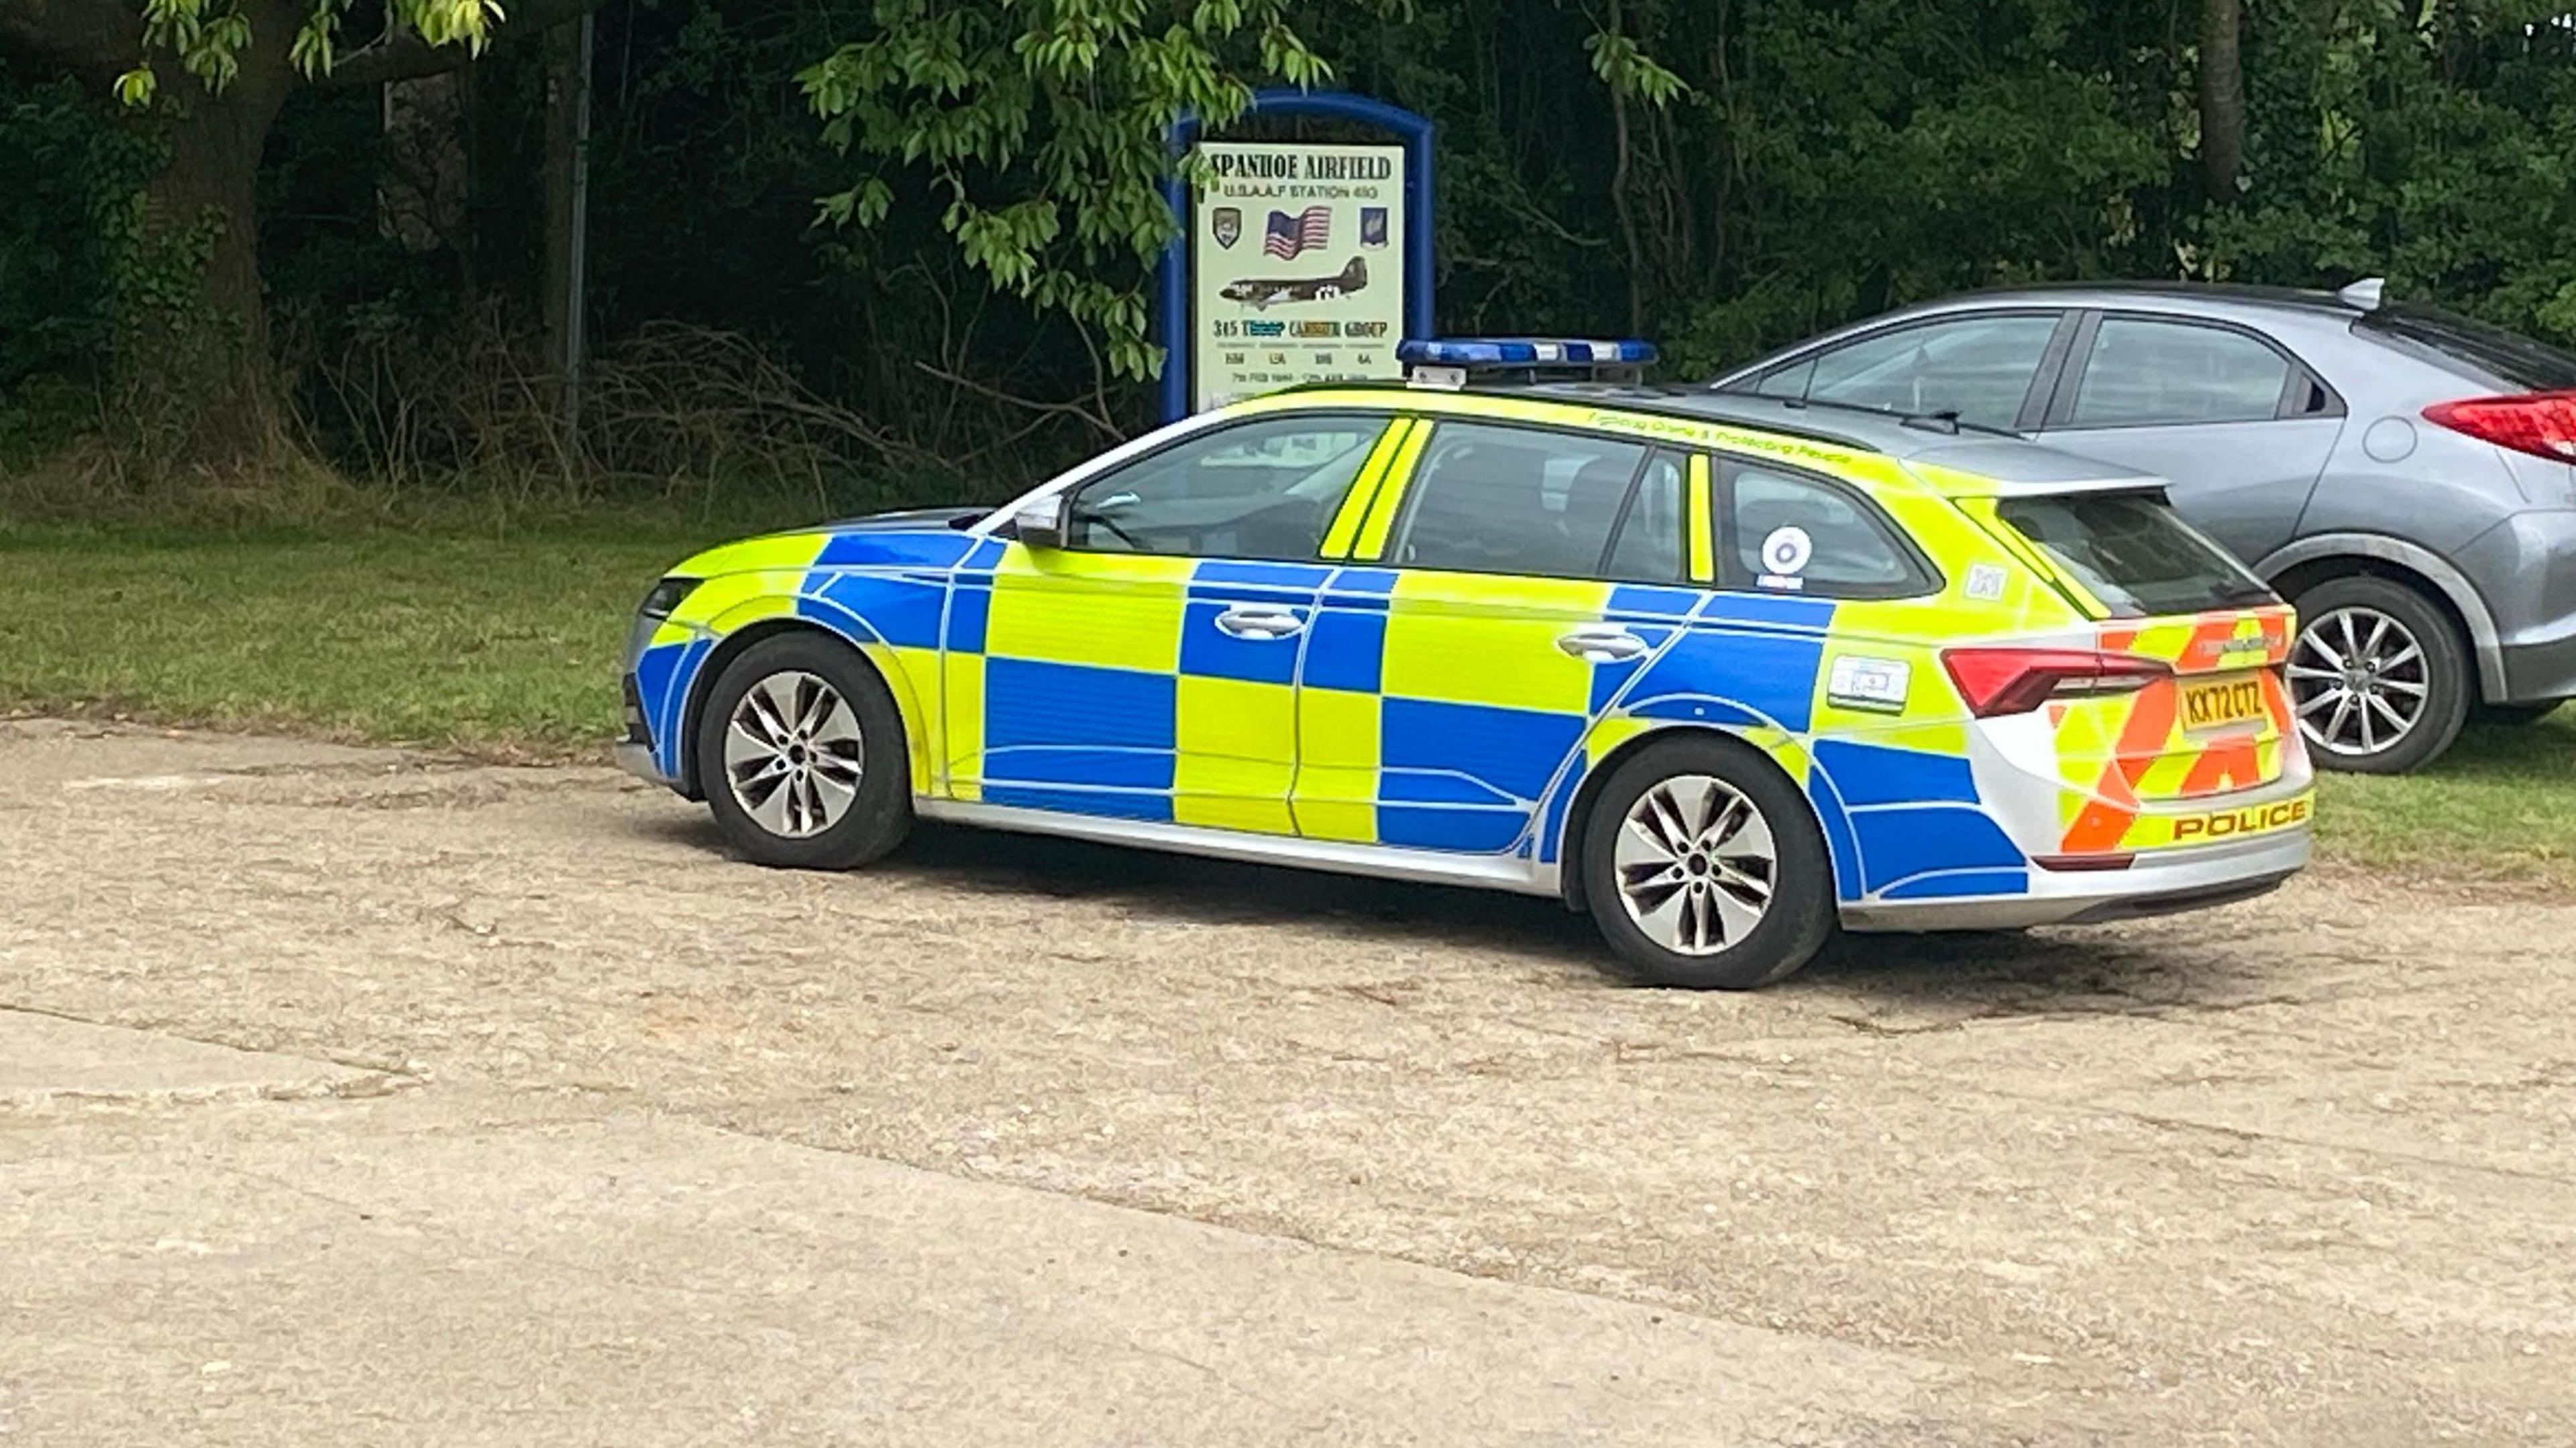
[1397,337,1658,390]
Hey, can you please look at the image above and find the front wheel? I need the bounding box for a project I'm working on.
[1579,736,1837,990]
[2286,575,2471,775]
[694,632,912,869]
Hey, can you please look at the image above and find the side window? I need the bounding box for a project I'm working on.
[1799,313,2061,431]
[2063,318,2293,428]
[1388,423,1648,578]
[1066,414,1386,561]
[1725,464,1930,598]
[1603,451,1687,583]
[1753,359,1814,399]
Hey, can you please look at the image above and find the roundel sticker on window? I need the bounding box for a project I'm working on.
[1758,525,1813,590]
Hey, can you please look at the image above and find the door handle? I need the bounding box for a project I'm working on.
[1556,627,1649,662]
[1214,605,1307,641]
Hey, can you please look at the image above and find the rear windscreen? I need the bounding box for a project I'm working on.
[1996,493,2278,619]
[2358,306,2576,391]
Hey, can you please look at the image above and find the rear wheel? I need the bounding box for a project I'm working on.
[2286,575,2471,775]
[695,632,912,869]
[1580,736,1837,990]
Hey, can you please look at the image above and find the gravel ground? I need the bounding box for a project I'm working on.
[1,718,2569,1443]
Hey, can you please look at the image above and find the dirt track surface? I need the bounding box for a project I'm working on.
[2,718,2569,1443]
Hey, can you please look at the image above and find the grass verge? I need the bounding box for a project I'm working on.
[1,524,2571,883]
[0,522,727,757]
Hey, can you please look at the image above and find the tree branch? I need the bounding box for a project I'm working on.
[317,0,604,89]
[0,0,142,91]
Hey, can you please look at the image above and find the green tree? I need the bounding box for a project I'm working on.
[0,0,602,461]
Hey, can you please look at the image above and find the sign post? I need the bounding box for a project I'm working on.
[1158,91,1436,423]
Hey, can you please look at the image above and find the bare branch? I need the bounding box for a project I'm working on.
[910,361,1122,443]
[317,0,604,89]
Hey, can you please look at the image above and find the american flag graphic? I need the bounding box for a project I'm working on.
[1263,207,1332,260]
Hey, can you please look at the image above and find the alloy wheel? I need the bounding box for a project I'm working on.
[722,669,865,838]
[1612,773,1778,956]
[2287,606,2431,758]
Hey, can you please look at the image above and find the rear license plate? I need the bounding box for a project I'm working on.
[2180,673,2267,732]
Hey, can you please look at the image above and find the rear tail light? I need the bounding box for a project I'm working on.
[2422,390,2576,463]
[1941,647,2172,719]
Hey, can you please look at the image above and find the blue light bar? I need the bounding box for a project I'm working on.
[1397,337,1659,368]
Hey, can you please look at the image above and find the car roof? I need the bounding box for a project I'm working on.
[1253,382,2165,496]
[1911,280,2364,317]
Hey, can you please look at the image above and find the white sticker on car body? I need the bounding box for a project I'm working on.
[1760,525,1813,577]
[1827,655,1912,714]
[1964,563,2008,602]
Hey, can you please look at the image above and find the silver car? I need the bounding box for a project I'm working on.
[1709,280,2576,772]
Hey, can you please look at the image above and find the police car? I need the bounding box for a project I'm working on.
[619,339,2312,989]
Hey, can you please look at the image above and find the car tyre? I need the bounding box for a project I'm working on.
[695,632,912,869]
[2288,575,2471,775]
[1580,735,1837,990]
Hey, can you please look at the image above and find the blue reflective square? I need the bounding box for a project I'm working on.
[983,658,1176,751]
[1301,610,1385,693]
[1179,601,1304,685]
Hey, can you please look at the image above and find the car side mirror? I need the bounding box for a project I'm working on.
[1012,494,1069,550]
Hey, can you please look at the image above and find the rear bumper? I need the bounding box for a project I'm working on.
[1839,828,2310,932]
[2499,628,2576,704]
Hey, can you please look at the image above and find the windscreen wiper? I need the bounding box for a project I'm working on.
[1771,395,2017,438]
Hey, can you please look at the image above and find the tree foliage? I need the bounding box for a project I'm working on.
[7,0,2576,495]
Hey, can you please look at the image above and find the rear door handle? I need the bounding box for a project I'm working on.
[1214,605,1307,641]
[1556,627,1649,662]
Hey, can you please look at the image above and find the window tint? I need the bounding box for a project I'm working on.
[1727,465,1925,596]
[1067,414,1384,560]
[1603,451,1686,582]
[1390,423,1647,578]
[1996,493,2277,618]
[1798,313,2059,430]
[2065,319,2290,427]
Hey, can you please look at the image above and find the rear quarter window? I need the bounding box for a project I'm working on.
[1996,493,2278,618]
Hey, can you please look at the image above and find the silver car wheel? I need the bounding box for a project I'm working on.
[2288,606,2431,758]
[1613,773,1777,956]
[722,669,865,839]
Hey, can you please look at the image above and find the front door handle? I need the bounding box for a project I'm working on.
[1214,605,1307,641]
[1556,627,1649,663]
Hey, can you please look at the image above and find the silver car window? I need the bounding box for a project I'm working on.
[1796,314,2060,430]
[2065,318,2291,428]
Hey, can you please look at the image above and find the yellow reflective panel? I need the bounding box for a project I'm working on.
[668,571,802,631]
[669,531,828,581]
[1320,419,1415,559]
[983,545,1187,674]
[1352,419,1434,560]
[866,643,942,794]
[941,651,985,800]
[1685,453,1715,583]
[1381,572,1612,716]
[1173,676,1298,834]
[1291,685,1381,842]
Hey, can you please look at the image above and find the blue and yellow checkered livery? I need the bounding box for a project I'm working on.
[629,386,2308,911]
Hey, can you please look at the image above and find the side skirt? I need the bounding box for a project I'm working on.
[915,799,1562,898]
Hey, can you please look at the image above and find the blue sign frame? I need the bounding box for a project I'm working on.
[1157,89,1436,423]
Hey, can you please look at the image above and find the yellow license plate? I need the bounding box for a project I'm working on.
[2180,673,2267,732]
